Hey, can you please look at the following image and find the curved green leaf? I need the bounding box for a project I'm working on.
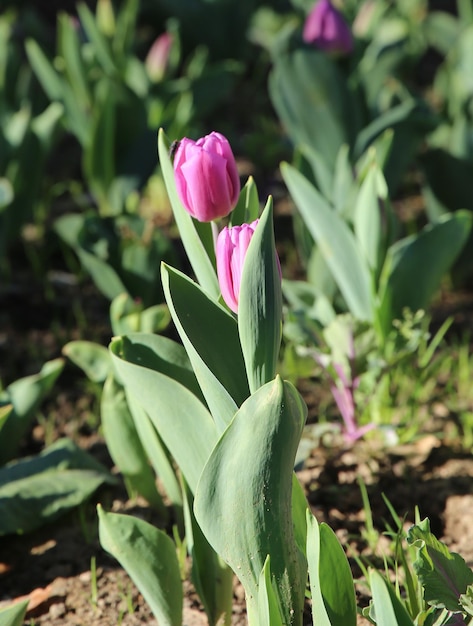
[101,375,166,516]
[0,599,29,626]
[238,198,282,393]
[110,338,217,493]
[98,506,182,626]
[0,359,64,465]
[194,377,307,625]
[281,163,373,321]
[0,438,115,535]
[63,340,111,383]
[269,49,351,169]
[319,522,357,626]
[377,210,472,336]
[369,569,415,626]
[162,264,248,431]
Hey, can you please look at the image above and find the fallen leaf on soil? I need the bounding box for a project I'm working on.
[8,583,56,615]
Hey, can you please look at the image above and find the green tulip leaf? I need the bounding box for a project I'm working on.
[111,332,202,400]
[306,514,331,626]
[269,49,352,169]
[63,340,111,383]
[126,393,182,512]
[194,377,307,625]
[181,480,233,626]
[101,375,167,516]
[0,359,64,465]
[158,129,219,298]
[58,12,90,108]
[0,599,29,626]
[110,338,218,493]
[281,163,373,321]
[258,556,284,626]
[162,264,248,431]
[230,176,260,226]
[353,163,387,272]
[0,438,115,535]
[377,210,472,336]
[98,506,182,626]
[238,198,282,393]
[369,569,415,626]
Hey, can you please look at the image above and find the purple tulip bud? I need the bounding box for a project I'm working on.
[145,32,173,82]
[303,0,354,56]
[173,132,240,222]
[216,221,259,313]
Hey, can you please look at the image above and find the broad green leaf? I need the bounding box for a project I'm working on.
[292,475,308,559]
[0,438,115,535]
[31,102,64,151]
[101,375,166,516]
[306,513,332,626]
[319,523,357,626]
[25,39,64,101]
[125,392,182,512]
[83,81,116,214]
[158,129,219,298]
[77,3,116,75]
[301,145,334,202]
[281,163,373,321]
[194,377,307,625]
[258,556,284,626]
[98,507,182,626]
[58,12,90,108]
[230,176,260,226]
[269,49,351,169]
[110,338,218,493]
[63,340,111,383]
[109,294,170,336]
[377,211,472,336]
[112,333,202,400]
[162,264,247,431]
[353,163,387,272]
[423,11,460,56]
[181,481,233,626]
[0,359,64,465]
[54,214,128,300]
[407,518,473,612]
[0,599,29,626]
[354,99,432,161]
[238,199,282,393]
[369,569,415,626]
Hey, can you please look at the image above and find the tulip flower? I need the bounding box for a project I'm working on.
[173,132,240,222]
[216,221,259,313]
[303,0,354,55]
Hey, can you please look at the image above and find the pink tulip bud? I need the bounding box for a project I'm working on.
[303,0,354,56]
[173,132,240,222]
[145,32,173,82]
[216,221,259,313]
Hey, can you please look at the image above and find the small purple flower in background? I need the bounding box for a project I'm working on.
[303,0,354,56]
[173,132,240,222]
[145,32,173,82]
[216,221,259,313]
